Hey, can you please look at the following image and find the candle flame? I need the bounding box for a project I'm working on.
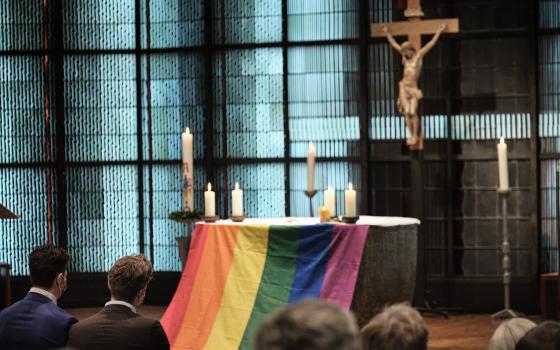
[207,182,212,191]
[348,182,353,190]
[308,141,314,149]
[327,185,333,191]
[235,182,239,190]
[499,136,504,144]
[185,127,190,134]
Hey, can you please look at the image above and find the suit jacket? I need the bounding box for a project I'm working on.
[0,292,77,350]
[67,304,169,350]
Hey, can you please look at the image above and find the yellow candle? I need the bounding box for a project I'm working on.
[324,186,335,217]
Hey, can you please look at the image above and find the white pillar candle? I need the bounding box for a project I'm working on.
[324,186,336,217]
[232,182,243,217]
[497,137,509,191]
[181,127,194,211]
[345,182,356,217]
[307,141,316,192]
[204,182,215,217]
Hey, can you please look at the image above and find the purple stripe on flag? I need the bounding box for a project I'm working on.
[320,224,369,308]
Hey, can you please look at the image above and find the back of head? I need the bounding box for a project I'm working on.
[489,318,536,350]
[108,254,153,303]
[361,303,428,350]
[29,245,70,288]
[253,299,360,350]
[516,321,560,350]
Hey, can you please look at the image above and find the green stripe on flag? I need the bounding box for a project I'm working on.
[238,225,301,349]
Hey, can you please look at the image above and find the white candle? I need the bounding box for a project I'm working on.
[324,186,336,217]
[181,127,194,211]
[204,182,215,217]
[307,142,316,192]
[345,182,356,217]
[497,137,509,191]
[232,182,243,217]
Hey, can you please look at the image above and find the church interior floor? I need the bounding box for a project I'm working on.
[66,306,541,350]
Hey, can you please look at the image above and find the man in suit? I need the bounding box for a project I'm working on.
[0,244,77,349]
[67,254,169,350]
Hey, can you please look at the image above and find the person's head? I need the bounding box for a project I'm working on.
[489,318,536,350]
[107,254,153,307]
[29,244,70,299]
[361,303,427,350]
[254,299,360,350]
[401,42,416,59]
[516,321,560,350]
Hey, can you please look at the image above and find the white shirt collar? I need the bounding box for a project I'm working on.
[105,299,136,314]
[29,287,57,305]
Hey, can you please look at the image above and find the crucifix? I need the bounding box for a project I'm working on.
[372,0,459,150]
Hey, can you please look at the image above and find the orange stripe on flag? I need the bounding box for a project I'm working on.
[172,224,239,350]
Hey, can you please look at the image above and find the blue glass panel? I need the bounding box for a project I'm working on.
[290,162,360,217]
[288,45,360,158]
[214,164,285,218]
[369,0,392,23]
[0,56,54,163]
[0,1,43,50]
[213,0,281,44]
[143,165,206,271]
[63,0,135,50]
[213,48,284,159]
[141,0,204,48]
[0,168,57,276]
[65,55,137,161]
[288,0,358,41]
[141,53,205,160]
[541,0,560,29]
[67,166,139,272]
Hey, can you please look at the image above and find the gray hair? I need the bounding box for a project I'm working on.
[361,303,428,350]
[253,299,360,350]
[489,318,536,350]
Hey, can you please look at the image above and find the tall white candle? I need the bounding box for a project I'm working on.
[307,142,316,192]
[181,127,194,211]
[324,186,336,217]
[232,182,243,217]
[204,182,215,217]
[345,182,356,217]
[497,137,509,191]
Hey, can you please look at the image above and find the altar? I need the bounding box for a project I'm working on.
[164,216,419,350]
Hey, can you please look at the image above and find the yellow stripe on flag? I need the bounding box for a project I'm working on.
[203,225,270,350]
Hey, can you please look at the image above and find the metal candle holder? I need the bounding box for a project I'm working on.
[491,188,523,319]
[304,190,317,217]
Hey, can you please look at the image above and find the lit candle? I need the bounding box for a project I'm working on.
[324,186,336,217]
[181,127,194,211]
[497,137,509,191]
[204,182,215,217]
[232,182,243,217]
[345,182,356,217]
[307,142,316,192]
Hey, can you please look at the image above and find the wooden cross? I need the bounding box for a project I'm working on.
[371,0,459,150]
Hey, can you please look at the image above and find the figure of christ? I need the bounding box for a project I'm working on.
[383,24,446,146]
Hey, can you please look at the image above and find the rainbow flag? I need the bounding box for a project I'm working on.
[161,223,369,350]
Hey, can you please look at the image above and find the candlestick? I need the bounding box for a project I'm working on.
[232,182,243,217]
[181,127,194,212]
[204,182,215,217]
[307,142,316,193]
[304,190,317,217]
[497,137,509,192]
[491,189,522,319]
[345,182,356,217]
[324,186,335,217]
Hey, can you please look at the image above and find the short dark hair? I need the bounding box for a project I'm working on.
[361,303,428,350]
[108,254,153,303]
[29,245,70,288]
[516,321,560,350]
[254,299,360,350]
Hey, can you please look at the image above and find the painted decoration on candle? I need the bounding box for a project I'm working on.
[182,127,194,212]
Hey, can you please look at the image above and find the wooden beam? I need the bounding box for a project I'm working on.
[371,18,459,38]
